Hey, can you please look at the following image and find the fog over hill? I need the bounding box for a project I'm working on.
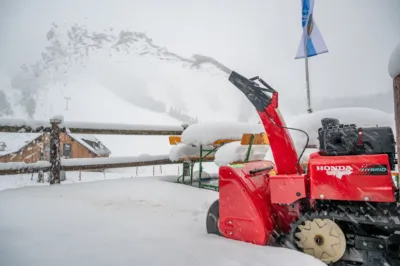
[0,21,396,124]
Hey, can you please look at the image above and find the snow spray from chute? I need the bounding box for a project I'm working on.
[190,54,232,75]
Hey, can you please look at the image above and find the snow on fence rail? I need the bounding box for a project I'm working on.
[0,117,185,135]
[0,161,51,174]
[0,117,193,183]
[0,155,214,175]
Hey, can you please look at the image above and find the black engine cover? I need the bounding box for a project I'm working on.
[318,118,396,170]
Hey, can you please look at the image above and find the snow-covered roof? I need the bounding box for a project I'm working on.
[389,42,400,78]
[0,132,42,156]
[181,122,264,146]
[68,133,111,157]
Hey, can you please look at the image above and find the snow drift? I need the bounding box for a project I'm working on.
[169,143,206,161]
[0,177,325,266]
[214,141,269,166]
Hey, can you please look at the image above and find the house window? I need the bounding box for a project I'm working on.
[63,143,71,158]
[82,139,102,150]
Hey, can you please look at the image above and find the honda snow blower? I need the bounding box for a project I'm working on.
[206,71,400,266]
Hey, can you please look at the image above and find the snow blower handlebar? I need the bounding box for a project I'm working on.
[228,71,301,174]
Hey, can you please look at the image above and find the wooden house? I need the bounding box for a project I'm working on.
[58,133,111,159]
[0,132,111,163]
[0,133,44,163]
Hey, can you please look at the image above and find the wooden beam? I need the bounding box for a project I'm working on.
[169,136,182,145]
[49,117,62,184]
[0,161,51,175]
[0,119,185,135]
[394,75,400,165]
[241,133,269,145]
[170,134,269,147]
[181,156,215,161]
[64,127,183,136]
[0,157,215,175]
[212,139,239,146]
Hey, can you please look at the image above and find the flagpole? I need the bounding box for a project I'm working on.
[297,0,327,114]
[304,37,312,114]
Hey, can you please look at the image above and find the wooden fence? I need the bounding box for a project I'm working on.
[0,117,210,183]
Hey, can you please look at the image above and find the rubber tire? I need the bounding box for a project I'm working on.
[206,199,220,235]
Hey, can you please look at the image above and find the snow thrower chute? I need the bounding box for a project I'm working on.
[206,71,400,266]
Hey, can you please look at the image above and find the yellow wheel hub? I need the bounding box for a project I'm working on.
[295,218,346,263]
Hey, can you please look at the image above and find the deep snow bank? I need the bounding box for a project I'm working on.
[0,177,324,266]
[389,42,400,78]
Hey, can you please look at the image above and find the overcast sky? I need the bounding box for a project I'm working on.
[1,0,399,102]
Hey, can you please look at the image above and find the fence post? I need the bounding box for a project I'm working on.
[394,75,400,161]
[49,117,62,184]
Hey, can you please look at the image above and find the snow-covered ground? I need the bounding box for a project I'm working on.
[0,163,219,191]
[0,175,324,266]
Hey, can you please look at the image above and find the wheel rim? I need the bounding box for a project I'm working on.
[294,218,346,263]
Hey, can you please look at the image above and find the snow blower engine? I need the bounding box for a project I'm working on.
[318,117,397,170]
[206,71,400,266]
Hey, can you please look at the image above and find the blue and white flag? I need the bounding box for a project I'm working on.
[295,0,328,59]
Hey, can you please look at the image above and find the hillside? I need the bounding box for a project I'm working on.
[2,23,397,125]
[0,23,254,124]
[33,77,181,125]
[314,90,395,113]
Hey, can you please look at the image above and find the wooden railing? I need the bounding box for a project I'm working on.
[0,117,200,183]
[0,156,213,175]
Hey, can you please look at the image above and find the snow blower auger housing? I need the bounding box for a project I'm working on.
[206,71,400,266]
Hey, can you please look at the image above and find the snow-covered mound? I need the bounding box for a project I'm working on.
[169,143,207,161]
[389,42,400,78]
[214,141,269,166]
[181,122,264,146]
[0,177,324,266]
[265,107,395,162]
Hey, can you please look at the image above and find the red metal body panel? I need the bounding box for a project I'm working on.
[308,153,396,202]
[269,174,307,205]
[271,204,301,233]
[218,161,276,245]
[258,93,301,175]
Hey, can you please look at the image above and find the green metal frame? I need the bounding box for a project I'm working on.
[197,145,219,190]
[176,134,258,191]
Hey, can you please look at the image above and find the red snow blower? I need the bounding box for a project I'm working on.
[206,71,400,266]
